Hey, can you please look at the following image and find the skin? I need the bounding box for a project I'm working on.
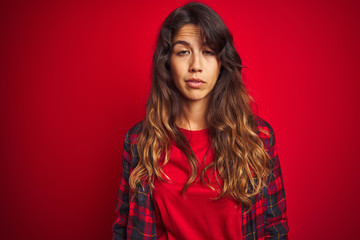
[170,24,221,130]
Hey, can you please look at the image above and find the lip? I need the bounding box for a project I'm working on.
[185,78,205,88]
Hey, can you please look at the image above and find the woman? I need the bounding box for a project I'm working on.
[113,2,288,240]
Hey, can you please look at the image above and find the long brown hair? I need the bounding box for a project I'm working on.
[129,2,270,211]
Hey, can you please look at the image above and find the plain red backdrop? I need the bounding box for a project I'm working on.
[1,0,359,239]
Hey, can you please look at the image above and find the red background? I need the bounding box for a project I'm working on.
[1,0,359,239]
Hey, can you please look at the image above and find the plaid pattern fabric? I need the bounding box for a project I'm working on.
[112,117,289,240]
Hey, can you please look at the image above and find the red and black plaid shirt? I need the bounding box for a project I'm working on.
[112,117,289,239]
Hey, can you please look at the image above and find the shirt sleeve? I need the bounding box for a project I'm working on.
[112,130,132,240]
[265,126,289,239]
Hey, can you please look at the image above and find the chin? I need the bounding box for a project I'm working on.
[185,95,207,102]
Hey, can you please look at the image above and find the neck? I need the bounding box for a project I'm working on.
[177,98,208,130]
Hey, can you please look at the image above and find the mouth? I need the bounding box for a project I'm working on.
[185,78,205,88]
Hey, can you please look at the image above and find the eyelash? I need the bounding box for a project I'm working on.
[176,50,189,56]
[203,51,215,55]
[176,50,215,56]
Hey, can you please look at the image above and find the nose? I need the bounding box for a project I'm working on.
[189,52,202,73]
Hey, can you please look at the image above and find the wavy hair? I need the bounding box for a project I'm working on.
[129,2,271,211]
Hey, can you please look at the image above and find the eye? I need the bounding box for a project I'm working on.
[203,50,215,56]
[176,50,190,56]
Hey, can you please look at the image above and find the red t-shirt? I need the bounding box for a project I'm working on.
[153,128,242,240]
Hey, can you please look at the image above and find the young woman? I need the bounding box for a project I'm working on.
[113,2,288,240]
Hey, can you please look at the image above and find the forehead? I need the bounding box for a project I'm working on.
[173,24,202,42]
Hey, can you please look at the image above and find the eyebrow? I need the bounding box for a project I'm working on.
[172,40,209,47]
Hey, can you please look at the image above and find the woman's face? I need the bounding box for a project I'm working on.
[170,24,221,104]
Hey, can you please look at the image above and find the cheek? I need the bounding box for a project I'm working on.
[211,63,221,80]
[170,62,182,89]
[206,58,220,73]
[170,61,185,80]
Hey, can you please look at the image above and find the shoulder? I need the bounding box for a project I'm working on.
[122,121,143,153]
[122,121,143,167]
[127,120,143,139]
[254,115,276,148]
[124,121,144,144]
[254,115,274,134]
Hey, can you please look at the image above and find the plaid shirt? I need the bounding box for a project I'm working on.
[112,117,289,239]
